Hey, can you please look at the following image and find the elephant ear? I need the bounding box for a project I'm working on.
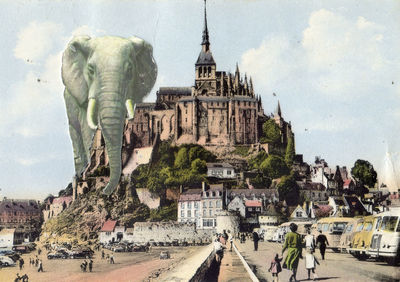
[62,36,91,106]
[128,36,157,103]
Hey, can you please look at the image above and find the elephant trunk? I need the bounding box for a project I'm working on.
[97,90,127,196]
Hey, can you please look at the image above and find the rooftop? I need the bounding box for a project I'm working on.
[100,220,117,232]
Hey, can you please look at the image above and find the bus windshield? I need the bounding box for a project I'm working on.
[380,216,398,232]
[333,222,347,232]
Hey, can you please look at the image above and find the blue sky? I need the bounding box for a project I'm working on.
[1,0,399,199]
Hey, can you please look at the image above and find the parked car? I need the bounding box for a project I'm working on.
[12,245,30,254]
[160,251,170,259]
[0,255,16,267]
[47,250,69,260]
[112,245,126,252]
[132,245,146,252]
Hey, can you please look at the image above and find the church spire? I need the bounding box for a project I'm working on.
[275,100,282,117]
[201,0,210,52]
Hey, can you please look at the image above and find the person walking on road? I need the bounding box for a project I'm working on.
[282,223,303,282]
[213,238,225,263]
[252,231,260,251]
[89,259,93,272]
[305,229,315,252]
[305,248,320,280]
[19,258,24,270]
[316,231,329,260]
[110,253,115,264]
[37,259,43,272]
[101,249,105,259]
[268,253,282,282]
[228,230,233,251]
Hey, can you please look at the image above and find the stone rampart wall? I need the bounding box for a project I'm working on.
[132,221,214,244]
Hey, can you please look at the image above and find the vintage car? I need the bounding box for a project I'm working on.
[0,255,16,267]
[338,217,363,253]
[347,215,379,259]
[47,250,69,259]
[311,217,354,252]
[368,208,400,265]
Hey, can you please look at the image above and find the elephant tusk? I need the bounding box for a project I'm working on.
[125,99,135,120]
[87,98,98,130]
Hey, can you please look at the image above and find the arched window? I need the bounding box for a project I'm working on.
[199,67,202,77]
[208,66,211,76]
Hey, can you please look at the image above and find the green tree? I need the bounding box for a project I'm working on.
[188,145,216,163]
[174,147,190,169]
[284,135,295,167]
[261,119,281,144]
[249,150,268,170]
[277,173,299,205]
[191,158,207,174]
[351,159,377,188]
[260,155,289,179]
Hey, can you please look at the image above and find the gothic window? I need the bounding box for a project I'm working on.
[185,118,187,123]
[199,67,202,77]
[208,66,211,76]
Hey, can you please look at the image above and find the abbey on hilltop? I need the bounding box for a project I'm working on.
[126,2,293,148]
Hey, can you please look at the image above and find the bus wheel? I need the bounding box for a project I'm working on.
[386,257,398,266]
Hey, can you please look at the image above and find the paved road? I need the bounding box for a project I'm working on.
[0,246,202,282]
[235,239,400,282]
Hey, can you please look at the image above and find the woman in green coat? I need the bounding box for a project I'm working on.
[282,223,303,282]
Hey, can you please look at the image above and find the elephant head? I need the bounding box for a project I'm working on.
[62,35,157,195]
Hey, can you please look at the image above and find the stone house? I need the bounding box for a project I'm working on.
[0,198,42,242]
[227,196,246,217]
[99,220,126,244]
[289,205,309,221]
[206,163,236,179]
[178,183,224,229]
[343,179,356,193]
[259,204,282,227]
[328,196,368,217]
[0,228,15,248]
[178,189,202,228]
[43,196,73,222]
[297,181,328,202]
[245,200,262,222]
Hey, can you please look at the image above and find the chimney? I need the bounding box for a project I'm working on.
[179,185,183,194]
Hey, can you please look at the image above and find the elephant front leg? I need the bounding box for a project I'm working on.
[64,89,90,176]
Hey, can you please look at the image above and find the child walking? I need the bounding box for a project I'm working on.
[305,249,319,280]
[268,253,282,281]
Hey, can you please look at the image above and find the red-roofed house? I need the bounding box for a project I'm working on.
[245,200,262,219]
[343,179,355,192]
[99,220,125,244]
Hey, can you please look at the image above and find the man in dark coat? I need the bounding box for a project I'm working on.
[316,231,329,260]
[252,231,260,251]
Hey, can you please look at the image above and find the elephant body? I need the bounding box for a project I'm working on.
[62,36,157,195]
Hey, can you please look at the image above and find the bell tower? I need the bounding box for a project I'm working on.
[195,0,216,96]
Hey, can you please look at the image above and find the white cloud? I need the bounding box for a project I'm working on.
[241,35,301,89]
[302,9,391,99]
[240,9,399,101]
[14,21,62,63]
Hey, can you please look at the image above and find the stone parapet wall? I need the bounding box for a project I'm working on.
[132,221,214,244]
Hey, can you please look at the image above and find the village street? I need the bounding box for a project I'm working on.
[235,239,400,282]
[0,246,202,282]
